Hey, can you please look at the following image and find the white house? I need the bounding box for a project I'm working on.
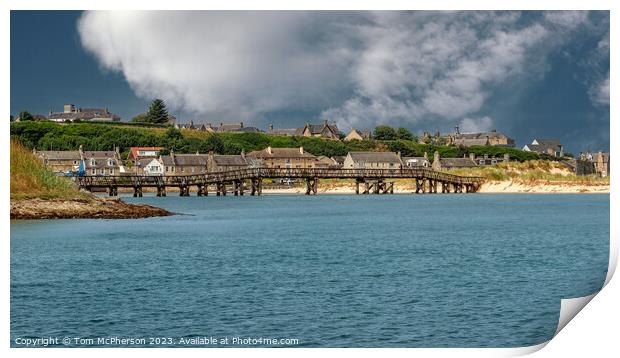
[137,158,164,176]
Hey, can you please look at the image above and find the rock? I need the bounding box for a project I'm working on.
[10,197,172,220]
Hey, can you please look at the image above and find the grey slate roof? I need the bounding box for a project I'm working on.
[348,151,402,163]
[247,147,316,159]
[37,150,81,160]
[440,158,478,168]
[211,154,248,166]
[160,154,208,166]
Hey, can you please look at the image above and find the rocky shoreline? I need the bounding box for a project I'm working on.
[11,197,172,220]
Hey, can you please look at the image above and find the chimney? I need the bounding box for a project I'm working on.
[220,122,223,128]
[432,151,441,171]
[63,104,74,113]
[299,147,304,154]
[241,148,246,158]
[424,152,428,160]
[484,153,488,160]
[79,144,84,155]
[469,153,475,161]
[455,125,460,135]
[397,151,401,159]
[267,146,272,155]
[503,153,510,163]
[268,123,274,132]
[240,122,244,128]
[323,119,328,126]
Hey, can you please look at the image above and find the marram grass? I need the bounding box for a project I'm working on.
[10,140,90,201]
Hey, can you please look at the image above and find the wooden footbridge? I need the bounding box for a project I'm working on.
[76,168,484,197]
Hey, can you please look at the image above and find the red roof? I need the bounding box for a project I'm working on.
[128,147,164,160]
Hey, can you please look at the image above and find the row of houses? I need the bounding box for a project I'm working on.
[36,144,516,177]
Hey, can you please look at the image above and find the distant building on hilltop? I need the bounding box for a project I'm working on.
[300,120,340,140]
[523,139,564,157]
[48,104,120,122]
[344,128,371,141]
[445,126,515,147]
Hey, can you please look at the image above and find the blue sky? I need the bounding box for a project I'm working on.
[11,11,609,153]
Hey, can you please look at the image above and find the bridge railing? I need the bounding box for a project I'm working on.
[75,167,484,188]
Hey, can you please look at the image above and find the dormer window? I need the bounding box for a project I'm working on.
[108,159,114,166]
[90,159,96,166]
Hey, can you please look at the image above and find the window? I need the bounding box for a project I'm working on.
[110,168,114,175]
[389,163,394,167]
[90,159,96,166]
[108,159,114,166]
[92,169,96,175]
[100,168,104,175]
[479,160,485,165]
[491,160,497,164]
[73,160,78,165]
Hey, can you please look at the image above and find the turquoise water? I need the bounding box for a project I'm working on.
[11,194,609,347]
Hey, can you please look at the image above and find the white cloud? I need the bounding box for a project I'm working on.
[78,11,358,120]
[591,74,610,106]
[78,11,598,128]
[459,116,494,133]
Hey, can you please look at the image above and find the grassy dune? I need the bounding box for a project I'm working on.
[10,140,89,201]
[445,160,609,184]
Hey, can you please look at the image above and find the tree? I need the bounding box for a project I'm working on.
[131,113,148,122]
[10,114,14,122]
[146,99,169,124]
[18,111,34,121]
[396,127,413,141]
[374,125,397,140]
[164,126,183,141]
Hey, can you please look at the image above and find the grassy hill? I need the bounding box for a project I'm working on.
[10,139,89,201]
[10,121,540,162]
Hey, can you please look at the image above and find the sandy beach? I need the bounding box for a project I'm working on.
[261,180,610,195]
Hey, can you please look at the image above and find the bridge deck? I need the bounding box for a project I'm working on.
[76,168,483,191]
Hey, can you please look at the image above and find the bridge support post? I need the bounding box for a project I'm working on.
[196,184,205,197]
[156,186,166,197]
[429,179,437,193]
[363,181,371,194]
[441,182,449,193]
[133,186,143,197]
[250,178,262,196]
[355,178,363,195]
[387,181,394,194]
[374,179,383,194]
[108,187,118,197]
[233,180,244,196]
[305,178,318,195]
[179,186,190,197]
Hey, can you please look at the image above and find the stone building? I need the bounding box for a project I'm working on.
[246,147,318,169]
[343,152,403,169]
[159,151,208,175]
[523,139,564,157]
[344,128,371,141]
[300,120,340,140]
[431,151,477,170]
[48,104,120,122]
[207,152,250,172]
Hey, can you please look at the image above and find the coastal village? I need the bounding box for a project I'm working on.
[19,103,610,179]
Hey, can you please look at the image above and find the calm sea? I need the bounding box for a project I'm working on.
[10,194,609,348]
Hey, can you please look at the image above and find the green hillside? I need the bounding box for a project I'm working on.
[10,121,541,162]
